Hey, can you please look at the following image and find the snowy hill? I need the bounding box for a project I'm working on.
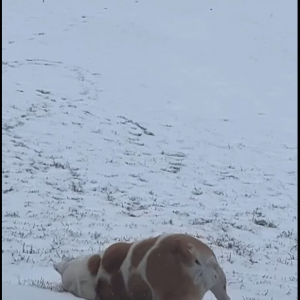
[2,0,297,299]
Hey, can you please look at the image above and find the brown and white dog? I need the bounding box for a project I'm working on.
[95,233,231,300]
[54,253,102,300]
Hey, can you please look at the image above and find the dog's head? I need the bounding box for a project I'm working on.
[170,235,231,299]
[167,235,220,291]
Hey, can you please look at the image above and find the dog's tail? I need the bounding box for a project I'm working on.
[53,257,74,275]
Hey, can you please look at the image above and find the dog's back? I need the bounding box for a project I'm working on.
[95,234,231,300]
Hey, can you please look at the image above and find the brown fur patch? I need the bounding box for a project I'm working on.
[168,238,194,265]
[131,236,159,268]
[96,270,131,300]
[146,237,197,300]
[128,273,152,300]
[162,234,215,261]
[87,254,101,276]
[102,242,132,274]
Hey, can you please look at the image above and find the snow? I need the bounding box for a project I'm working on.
[2,0,297,299]
[2,282,77,300]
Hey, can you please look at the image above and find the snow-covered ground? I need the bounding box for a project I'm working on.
[2,0,297,299]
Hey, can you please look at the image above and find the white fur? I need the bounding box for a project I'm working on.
[119,239,140,290]
[54,254,98,300]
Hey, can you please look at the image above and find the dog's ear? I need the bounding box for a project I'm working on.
[88,254,101,276]
[171,239,194,263]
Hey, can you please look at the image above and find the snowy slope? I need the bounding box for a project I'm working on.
[2,0,297,299]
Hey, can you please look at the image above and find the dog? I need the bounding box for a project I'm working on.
[95,233,231,300]
[54,253,102,300]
